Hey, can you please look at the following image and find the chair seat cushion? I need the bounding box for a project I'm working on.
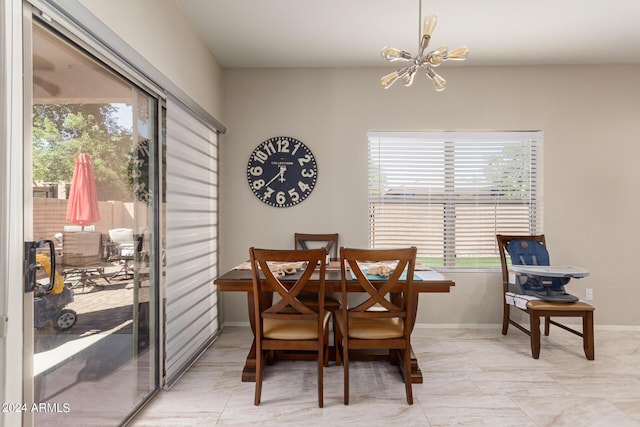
[527,300,595,311]
[263,310,331,340]
[507,292,595,311]
[334,315,404,339]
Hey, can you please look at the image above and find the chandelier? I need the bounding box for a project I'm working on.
[380,2,469,91]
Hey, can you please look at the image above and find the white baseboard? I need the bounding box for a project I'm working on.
[221,321,640,331]
[413,323,499,329]
[593,324,640,331]
[222,321,251,328]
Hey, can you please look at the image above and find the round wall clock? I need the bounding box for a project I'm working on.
[247,136,318,208]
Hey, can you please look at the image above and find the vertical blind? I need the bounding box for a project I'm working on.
[165,97,219,386]
[368,131,543,269]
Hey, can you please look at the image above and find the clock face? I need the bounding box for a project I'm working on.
[247,136,318,208]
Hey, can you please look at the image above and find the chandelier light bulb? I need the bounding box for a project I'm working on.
[423,14,438,37]
[432,76,447,92]
[425,68,447,92]
[426,49,445,67]
[380,71,400,89]
[402,66,418,86]
[381,66,416,89]
[445,46,470,60]
[381,47,412,62]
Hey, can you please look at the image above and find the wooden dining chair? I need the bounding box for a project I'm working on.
[335,246,417,405]
[249,247,331,407]
[497,234,595,360]
[294,233,341,357]
[294,233,339,260]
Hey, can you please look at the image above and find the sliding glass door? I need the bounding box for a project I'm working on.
[25,11,161,426]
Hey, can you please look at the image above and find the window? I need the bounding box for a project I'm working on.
[368,131,543,270]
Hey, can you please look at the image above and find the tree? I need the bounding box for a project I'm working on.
[32,103,134,201]
[485,144,532,198]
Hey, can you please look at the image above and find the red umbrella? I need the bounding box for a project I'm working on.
[66,153,100,228]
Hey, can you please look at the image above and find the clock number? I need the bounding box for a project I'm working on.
[276,139,290,153]
[252,179,265,190]
[276,191,286,205]
[301,168,315,178]
[298,181,310,193]
[288,188,300,202]
[263,186,274,200]
[292,142,301,155]
[249,166,263,176]
[264,141,276,156]
[298,154,312,166]
[253,150,268,164]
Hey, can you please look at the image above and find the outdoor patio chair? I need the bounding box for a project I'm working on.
[61,231,110,291]
[107,228,135,280]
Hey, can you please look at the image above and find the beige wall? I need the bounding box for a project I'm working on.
[79,0,224,121]
[221,65,640,326]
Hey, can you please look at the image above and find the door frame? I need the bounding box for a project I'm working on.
[1,0,28,426]
[22,2,35,425]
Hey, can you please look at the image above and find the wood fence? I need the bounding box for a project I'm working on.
[33,198,139,242]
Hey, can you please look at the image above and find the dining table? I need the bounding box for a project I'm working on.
[213,260,455,383]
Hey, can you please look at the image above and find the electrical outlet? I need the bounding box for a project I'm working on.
[585,288,593,301]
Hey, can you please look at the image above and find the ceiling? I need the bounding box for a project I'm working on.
[176,0,640,68]
[33,20,133,103]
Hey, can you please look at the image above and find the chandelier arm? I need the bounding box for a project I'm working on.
[419,35,431,57]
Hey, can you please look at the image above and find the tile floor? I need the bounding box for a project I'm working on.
[132,326,640,426]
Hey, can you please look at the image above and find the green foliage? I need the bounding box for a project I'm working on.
[32,103,134,201]
[485,144,532,198]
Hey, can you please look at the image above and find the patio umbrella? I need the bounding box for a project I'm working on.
[66,153,100,228]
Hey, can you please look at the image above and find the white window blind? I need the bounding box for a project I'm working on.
[165,98,219,386]
[368,131,543,269]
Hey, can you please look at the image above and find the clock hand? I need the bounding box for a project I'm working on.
[265,166,287,186]
[277,166,287,183]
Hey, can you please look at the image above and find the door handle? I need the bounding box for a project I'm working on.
[23,240,56,293]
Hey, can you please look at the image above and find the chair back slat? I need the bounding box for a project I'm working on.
[250,247,326,322]
[340,247,416,329]
[294,233,339,259]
